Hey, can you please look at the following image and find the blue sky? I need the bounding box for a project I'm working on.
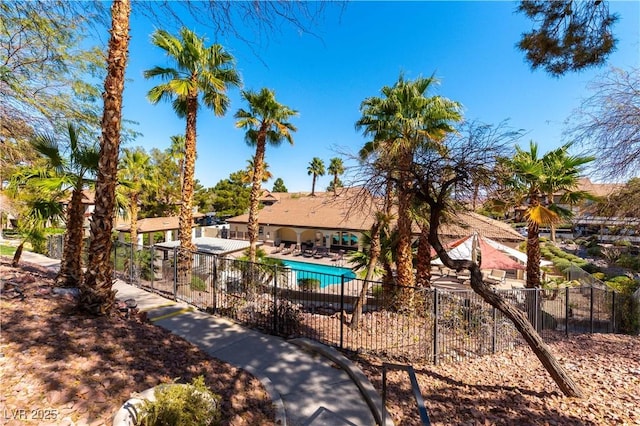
[120,1,639,192]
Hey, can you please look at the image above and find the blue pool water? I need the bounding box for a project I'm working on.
[279,259,356,288]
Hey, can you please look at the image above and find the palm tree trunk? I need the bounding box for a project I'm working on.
[350,220,382,329]
[395,153,416,313]
[247,139,266,263]
[311,175,316,196]
[81,0,130,316]
[129,192,139,248]
[11,241,25,267]
[177,94,198,284]
[57,186,85,287]
[526,222,542,288]
[415,223,431,288]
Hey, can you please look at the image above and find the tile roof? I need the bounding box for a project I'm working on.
[228,188,378,231]
[438,212,524,243]
[228,188,525,243]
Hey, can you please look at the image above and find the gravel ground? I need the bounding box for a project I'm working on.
[2,258,638,426]
[354,332,640,425]
[0,259,275,426]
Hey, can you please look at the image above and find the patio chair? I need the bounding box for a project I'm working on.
[303,248,316,258]
[281,244,293,255]
[292,244,302,256]
[484,269,506,285]
[313,247,327,259]
[273,242,285,253]
[331,249,345,262]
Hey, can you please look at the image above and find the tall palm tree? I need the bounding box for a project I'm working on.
[119,147,152,247]
[145,27,241,276]
[235,88,297,262]
[327,157,345,196]
[81,0,131,316]
[307,157,325,196]
[501,141,594,288]
[356,74,462,290]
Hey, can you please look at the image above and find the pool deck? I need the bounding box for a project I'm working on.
[263,245,526,293]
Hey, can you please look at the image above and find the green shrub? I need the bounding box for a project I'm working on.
[370,284,384,299]
[605,276,639,293]
[270,300,302,337]
[581,263,600,274]
[613,239,632,247]
[191,276,207,292]
[616,254,640,271]
[586,246,602,257]
[138,376,221,426]
[298,277,320,291]
[591,272,606,281]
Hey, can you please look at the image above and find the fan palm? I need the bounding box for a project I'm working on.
[327,157,345,196]
[356,74,462,290]
[15,123,98,287]
[145,27,241,276]
[307,157,325,196]
[235,88,297,262]
[502,141,594,287]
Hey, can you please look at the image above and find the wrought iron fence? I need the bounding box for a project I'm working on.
[110,240,633,364]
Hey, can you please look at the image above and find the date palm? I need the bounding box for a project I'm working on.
[307,157,325,196]
[501,141,594,288]
[327,157,345,196]
[235,88,297,262]
[357,74,462,291]
[145,27,241,277]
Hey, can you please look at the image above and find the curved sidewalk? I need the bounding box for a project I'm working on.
[19,251,390,426]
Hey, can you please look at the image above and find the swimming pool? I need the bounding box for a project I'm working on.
[279,259,356,288]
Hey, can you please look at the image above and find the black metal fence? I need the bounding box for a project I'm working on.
[105,240,633,364]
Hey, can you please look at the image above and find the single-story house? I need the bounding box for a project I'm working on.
[226,188,524,252]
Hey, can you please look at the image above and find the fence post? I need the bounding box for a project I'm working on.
[611,291,616,333]
[492,306,497,354]
[150,244,155,290]
[565,286,570,337]
[129,243,134,285]
[339,274,345,350]
[433,288,439,365]
[273,265,278,334]
[534,289,540,332]
[173,246,178,300]
[590,286,595,333]
[212,255,218,312]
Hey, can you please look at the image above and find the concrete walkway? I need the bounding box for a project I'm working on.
[17,251,390,426]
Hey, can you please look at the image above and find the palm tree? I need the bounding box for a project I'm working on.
[241,157,273,185]
[327,157,345,196]
[145,27,241,277]
[119,147,152,247]
[167,134,186,192]
[235,88,297,262]
[81,0,131,316]
[307,157,325,196]
[13,123,99,287]
[501,141,594,288]
[356,74,462,291]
